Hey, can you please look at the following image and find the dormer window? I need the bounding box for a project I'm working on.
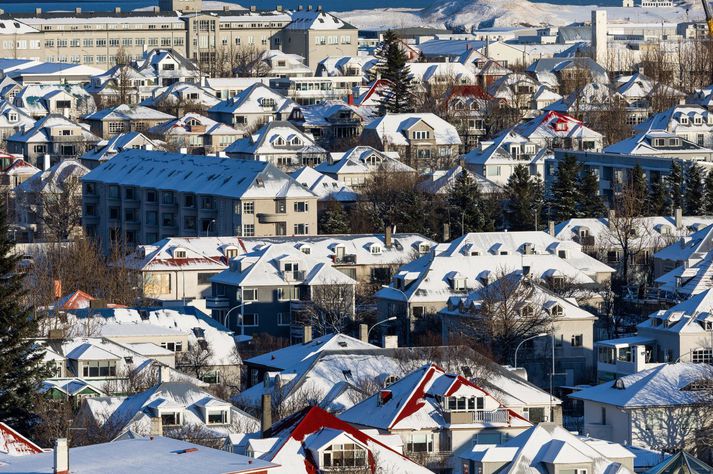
[413,130,430,140]
[8,112,17,123]
[275,136,286,146]
[322,443,367,469]
[224,246,239,259]
[694,116,703,125]
[173,248,187,259]
[418,243,431,254]
[550,304,563,317]
[160,411,182,427]
[291,136,302,146]
[206,408,229,425]
[370,244,382,255]
[452,276,467,291]
[299,244,311,255]
[680,115,689,125]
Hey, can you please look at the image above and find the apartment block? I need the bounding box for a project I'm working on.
[81,149,318,254]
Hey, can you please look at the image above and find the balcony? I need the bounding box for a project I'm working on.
[334,254,356,264]
[206,296,229,309]
[444,408,511,425]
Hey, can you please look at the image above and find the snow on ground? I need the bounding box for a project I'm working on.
[341,0,698,31]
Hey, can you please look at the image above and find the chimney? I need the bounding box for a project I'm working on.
[250,5,257,12]
[75,7,81,13]
[385,225,392,249]
[150,416,162,436]
[43,153,51,171]
[675,207,683,229]
[114,7,121,13]
[358,323,368,343]
[277,5,283,12]
[442,223,450,242]
[608,209,616,230]
[548,220,555,237]
[54,438,68,474]
[303,325,312,343]
[298,5,304,11]
[152,6,160,13]
[317,5,323,11]
[382,335,398,348]
[261,393,272,436]
[347,93,354,105]
[53,279,62,298]
[307,5,313,11]
[158,364,171,383]
[35,7,42,14]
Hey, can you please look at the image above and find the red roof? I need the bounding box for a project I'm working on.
[0,422,43,456]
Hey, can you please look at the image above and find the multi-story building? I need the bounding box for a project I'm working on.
[288,100,371,148]
[269,75,362,105]
[81,149,318,254]
[315,146,415,188]
[81,132,160,169]
[82,105,174,139]
[147,112,241,154]
[208,83,295,131]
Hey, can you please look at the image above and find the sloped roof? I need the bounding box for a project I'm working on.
[0,423,42,456]
[645,451,713,474]
[364,113,461,146]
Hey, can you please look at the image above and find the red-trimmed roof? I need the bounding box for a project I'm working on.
[0,422,43,456]
[446,84,493,101]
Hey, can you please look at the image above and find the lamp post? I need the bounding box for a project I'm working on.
[514,332,548,369]
[550,330,556,422]
[205,218,216,237]
[368,316,397,341]
[381,285,410,346]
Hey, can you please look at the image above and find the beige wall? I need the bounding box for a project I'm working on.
[281,28,358,70]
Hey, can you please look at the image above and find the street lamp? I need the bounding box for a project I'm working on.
[368,316,397,341]
[381,285,410,345]
[514,332,548,369]
[205,218,216,237]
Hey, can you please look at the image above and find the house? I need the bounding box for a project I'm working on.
[208,242,357,337]
[81,150,318,254]
[12,84,96,120]
[440,274,597,388]
[290,167,358,214]
[407,62,477,89]
[208,83,295,131]
[0,422,43,457]
[569,363,713,452]
[262,50,312,78]
[82,105,174,139]
[546,82,628,123]
[359,113,462,171]
[0,436,278,474]
[140,82,221,115]
[655,254,713,301]
[147,113,242,155]
[444,85,494,150]
[85,63,155,107]
[14,159,89,242]
[235,406,432,474]
[40,378,107,404]
[76,372,259,441]
[514,111,604,152]
[268,75,362,106]
[417,166,502,196]
[225,120,327,170]
[636,105,713,148]
[133,48,202,87]
[463,129,549,186]
[279,10,359,70]
[603,130,713,161]
[81,132,161,170]
[315,146,415,188]
[653,223,713,277]
[339,363,533,473]
[616,71,686,119]
[527,57,610,93]
[125,232,431,304]
[0,158,39,222]
[463,423,635,474]
[203,77,272,100]
[488,73,544,113]
[0,101,35,142]
[376,232,613,344]
[6,114,101,166]
[315,55,378,79]
[288,100,371,149]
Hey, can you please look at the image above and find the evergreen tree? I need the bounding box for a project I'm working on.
[504,165,543,231]
[375,30,414,113]
[447,170,484,236]
[684,163,704,215]
[318,201,351,234]
[548,154,581,221]
[703,168,713,215]
[648,179,669,216]
[578,168,607,217]
[667,161,685,213]
[628,164,648,216]
[0,205,48,429]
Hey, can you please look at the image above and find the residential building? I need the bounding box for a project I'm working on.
[140,82,221,115]
[603,130,713,161]
[81,150,318,254]
[269,75,362,105]
[488,73,544,113]
[408,62,477,89]
[14,159,89,242]
[360,113,462,171]
[6,114,101,166]
[125,232,431,304]
[81,132,161,169]
[636,105,713,148]
[655,253,713,301]
[279,9,359,70]
[13,84,96,120]
[0,436,278,474]
[147,113,242,154]
[288,100,372,149]
[570,363,713,451]
[262,49,312,77]
[653,223,713,277]
[290,166,358,214]
[315,146,415,188]
[0,102,35,142]
[75,374,258,441]
[527,57,609,93]
[463,129,549,186]
[0,157,38,222]
[315,55,378,78]
[417,166,502,196]
[340,364,533,473]
[440,274,597,388]
[234,406,432,474]
[82,105,174,139]
[444,85,494,150]
[225,120,327,170]
[208,242,356,337]
[616,71,686,119]
[203,77,272,100]
[463,423,635,474]
[208,83,295,131]
[85,63,156,107]
[514,111,604,152]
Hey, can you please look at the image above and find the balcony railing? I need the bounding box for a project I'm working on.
[205,296,229,309]
[445,408,510,425]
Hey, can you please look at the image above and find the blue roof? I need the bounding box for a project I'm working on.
[8,62,78,75]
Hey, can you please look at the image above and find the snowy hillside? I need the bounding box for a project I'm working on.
[341,0,698,31]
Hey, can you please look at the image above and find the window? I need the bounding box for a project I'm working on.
[617,346,632,362]
[184,194,195,208]
[109,122,125,134]
[242,288,258,301]
[82,360,117,377]
[146,190,157,202]
[277,312,290,326]
[243,313,259,326]
[294,201,309,212]
[242,224,255,237]
[406,433,433,453]
[160,341,183,352]
[322,443,367,469]
[162,192,175,205]
[242,201,254,214]
[692,348,713,363]
[571,334,583,347]
[162,213,175,227]
[207,409,229,425]
[413,130,430,140]
[294,223,309,235]
[161,412,181,427]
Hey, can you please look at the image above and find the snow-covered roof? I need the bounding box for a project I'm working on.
[15,159,88,195]
[638,288,713,335]
[290,100,374,128]
[570,362,713,408]
[604,129,713,156]
[407,62,477,84]
[617,72,685,101]
[7,114,99,145]
[364,113,461,146]
[141,82,220,109]
[464,423,634,474]
[225,120,325,157]
[340,363,531,431]
[284,10,355,31]
[636,105,713,134]
[83,104,174,122]
[0,423,42,457]
[147,112,240,138]
[82,132,161,164]
[417,165,502,195]
[0,435,275,474]
[0,100,35,130]
[316,55,378,78]
[515,111,603,143]
[655,254,713,298]
[317,146,413,176]
[290,167,357,202]
[83,149,316,200]
[208,83,294,116]
[464,128,550,167]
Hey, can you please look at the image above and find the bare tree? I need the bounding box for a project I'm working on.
[177,341,214,380]
[104,47,137,107]
[37,176,83,242]
[302,282,355,336]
